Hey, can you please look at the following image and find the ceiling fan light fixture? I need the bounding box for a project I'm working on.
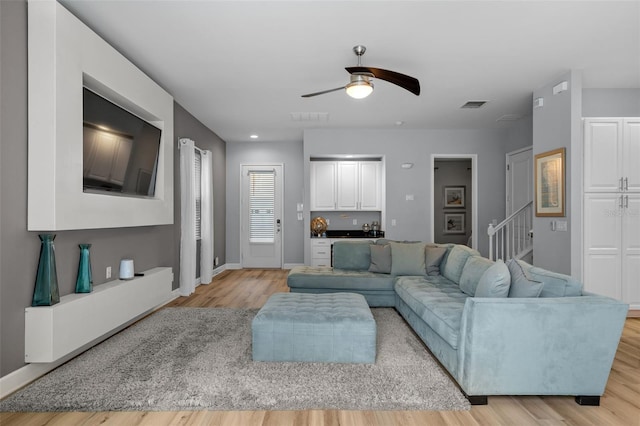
[345,75,373,99]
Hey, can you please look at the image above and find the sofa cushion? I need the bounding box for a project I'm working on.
[441,245,480,284]
[390,242,426,276]
[425,245,448,276]
[368,244,391,274]
[475,259,511,297]
[394,276,468,349]
[530,267,584,298]
[458,255,494,296]
[332,240,372,271]
[288,266,394,292]
[506,259,544,297]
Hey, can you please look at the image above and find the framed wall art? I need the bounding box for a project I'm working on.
[534,148,565,217]
[444,186,465,208]
[444,212,465,234]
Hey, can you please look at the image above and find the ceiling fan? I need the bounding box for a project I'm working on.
[301,45,420,99]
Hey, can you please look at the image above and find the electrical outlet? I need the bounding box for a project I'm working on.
[214,256,219,266]
[352,219,357,225]
[392,219,397,226]
[106,266,112,279]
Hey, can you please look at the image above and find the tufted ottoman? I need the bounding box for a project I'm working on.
[252,292,376,363]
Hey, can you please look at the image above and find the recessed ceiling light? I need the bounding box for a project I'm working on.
[250,134,259,139]
[395,121,404,126]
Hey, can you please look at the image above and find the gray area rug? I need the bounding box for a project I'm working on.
[1,307,470,412]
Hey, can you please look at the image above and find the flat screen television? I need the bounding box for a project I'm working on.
[82,87,161,197]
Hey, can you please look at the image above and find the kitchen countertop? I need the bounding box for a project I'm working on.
[313,230,385,238]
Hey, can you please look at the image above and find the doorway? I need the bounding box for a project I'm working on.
[240,164,283,268]
[506,147,533,216]
[431,155,477,248]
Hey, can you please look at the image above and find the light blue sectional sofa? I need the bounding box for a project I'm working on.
[288,240,629,405]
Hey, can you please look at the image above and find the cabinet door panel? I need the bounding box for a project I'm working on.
[584,119,621,192]
[359,161,382,210]
[622,195,640,304]
[336,162,358,210]
[583,194,622,299]
[623,119,640,192]
[310,162,337,210]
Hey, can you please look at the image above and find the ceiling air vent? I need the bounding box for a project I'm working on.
[461,101,488,109]
[290,112,329,122]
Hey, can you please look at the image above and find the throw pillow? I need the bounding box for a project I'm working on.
[506,259,543,298]
[425,245,447,276]
[390,242,427,276]
[458,256,493,296]
[475,259,511,297]
[369,244,392,274]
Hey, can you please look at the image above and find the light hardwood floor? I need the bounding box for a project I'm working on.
[2,269,639,426]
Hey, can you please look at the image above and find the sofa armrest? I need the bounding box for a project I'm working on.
[456,296,628,397]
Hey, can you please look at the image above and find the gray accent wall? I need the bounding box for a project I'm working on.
[532,71,582,275]
[174,102,227,281]
[226,141,305,265]
[0,1,227,378]
[583,89,640,117]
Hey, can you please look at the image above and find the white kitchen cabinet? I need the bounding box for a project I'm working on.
[312,160,382,211]
[310,161,337,210]
[310,239,332,267]
[583,193,640,307]
[583,117,640,310]
[358,161,383,210]
[584,118,640,193]
[336,162,359,209]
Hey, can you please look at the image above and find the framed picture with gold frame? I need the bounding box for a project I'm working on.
[534,148,565,217]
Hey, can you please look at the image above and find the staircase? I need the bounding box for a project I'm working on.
[487,201,533,261]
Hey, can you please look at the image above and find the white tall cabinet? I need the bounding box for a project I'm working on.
[583,118,640,309]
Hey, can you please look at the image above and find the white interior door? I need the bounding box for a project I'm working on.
[506,147,533,259]
[506,147,533,215]
[241,164,283,268]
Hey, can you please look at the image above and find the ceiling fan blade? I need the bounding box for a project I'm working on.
[346,66,420,96]
[301,86,346,98]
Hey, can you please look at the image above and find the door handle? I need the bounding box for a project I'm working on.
[619,196,624,209]
[624,195,629,209]
[619,177,624,191]
[624,177,629,191]
[276,219,281,233]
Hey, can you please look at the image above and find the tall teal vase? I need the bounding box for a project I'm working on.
[75,244,93,293]
[32,234,60,306]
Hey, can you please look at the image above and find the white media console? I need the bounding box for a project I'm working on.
[25,267,173,363]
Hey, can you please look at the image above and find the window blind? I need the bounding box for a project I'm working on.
[194,150,202,240]
[249,170,275,243]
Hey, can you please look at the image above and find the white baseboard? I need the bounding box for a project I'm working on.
[0,290,179,399]
[226,263,242,270]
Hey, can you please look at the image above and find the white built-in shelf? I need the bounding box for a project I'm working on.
[25,267,173,363]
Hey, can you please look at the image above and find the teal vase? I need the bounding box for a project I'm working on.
[32,234,60,306]
[75,244,93,293]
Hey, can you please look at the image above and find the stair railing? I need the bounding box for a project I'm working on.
[487,201,533,261]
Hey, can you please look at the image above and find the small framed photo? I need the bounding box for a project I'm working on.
[535,148,565,217]
[444,186,465,208]
[444,213,465,234]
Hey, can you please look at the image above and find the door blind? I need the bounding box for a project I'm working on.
[249,170,275,243]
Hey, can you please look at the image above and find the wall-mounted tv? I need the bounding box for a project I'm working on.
[83,87,161,197]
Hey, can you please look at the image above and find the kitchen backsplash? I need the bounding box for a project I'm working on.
[310,211,382,230]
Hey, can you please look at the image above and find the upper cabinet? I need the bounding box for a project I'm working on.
[584,118,640,193]
[310,160,383,211]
